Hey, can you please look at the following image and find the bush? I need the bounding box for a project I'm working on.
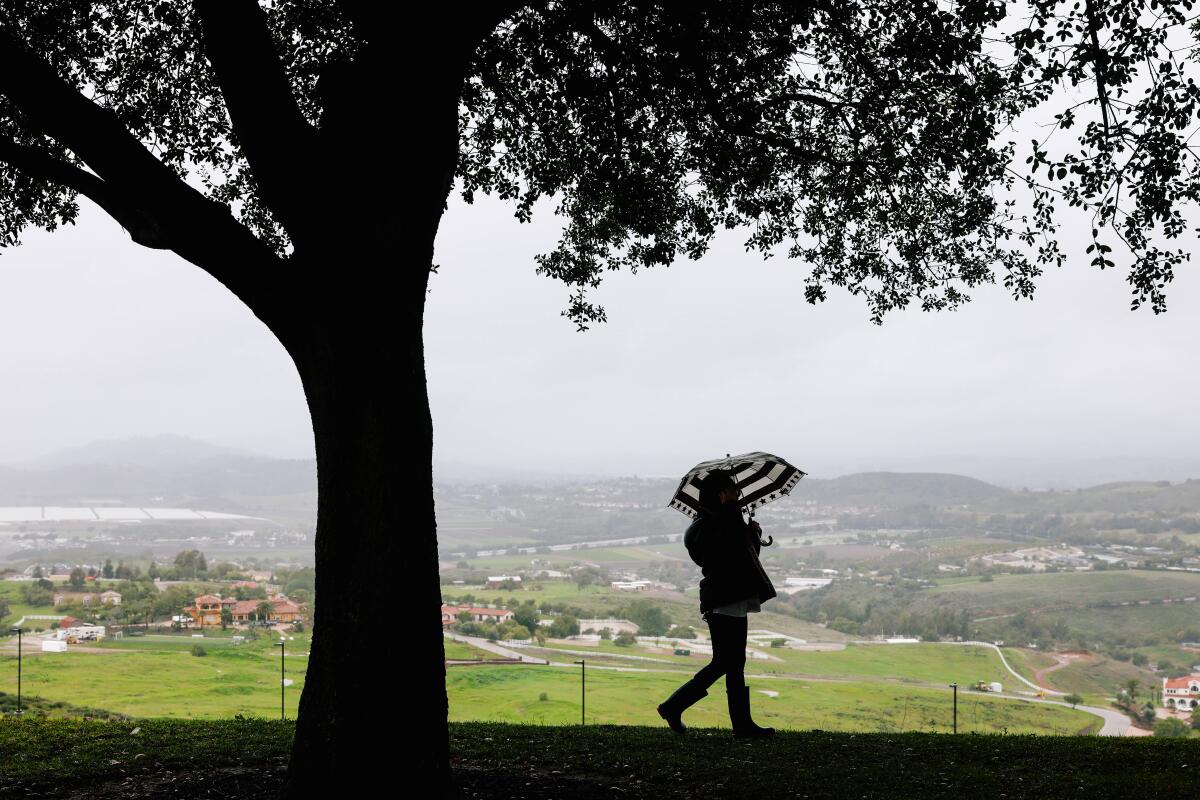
[538,692,549,702]
[1153,718,1191,738]
[613,632,637,647]
[191,644,207,657]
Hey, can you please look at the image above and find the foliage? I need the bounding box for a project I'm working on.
[1153,717,1191,738]
[190,644,207,657]
[548,614,580,639]
[617,598,670,636]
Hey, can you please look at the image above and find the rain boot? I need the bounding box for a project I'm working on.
[728,685,775,738]
[657,679,709,734]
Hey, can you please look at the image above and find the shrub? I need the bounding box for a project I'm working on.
[1153,718,1191,738]
[191,644,207,657]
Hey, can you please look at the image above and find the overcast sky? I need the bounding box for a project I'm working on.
[2,175,1200,488]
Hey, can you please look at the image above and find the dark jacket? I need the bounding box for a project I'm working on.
[685,501,777,615]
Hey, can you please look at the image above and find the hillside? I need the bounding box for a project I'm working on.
[2,720,1197,799]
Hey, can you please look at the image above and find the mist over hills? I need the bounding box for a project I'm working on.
[4,435,1200,516]
[0,434,316,504]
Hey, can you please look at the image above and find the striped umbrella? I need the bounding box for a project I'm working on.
[668,451,806,521]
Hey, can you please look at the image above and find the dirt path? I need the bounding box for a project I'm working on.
[1031,652,1090,692]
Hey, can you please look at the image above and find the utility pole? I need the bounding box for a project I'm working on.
[275,639,286,720]
[9,627,23,715]
[949,683,958,734]
[574,659,586,725]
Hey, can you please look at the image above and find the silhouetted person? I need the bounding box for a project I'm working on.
[657,469,777,737]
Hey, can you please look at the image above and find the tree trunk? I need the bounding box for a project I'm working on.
[270,15,496,796]
[280,302,455,797]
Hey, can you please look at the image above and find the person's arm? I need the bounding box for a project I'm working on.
[748,519,763,557]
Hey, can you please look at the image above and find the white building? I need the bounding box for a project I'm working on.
[1163,674,1200,710]
[610,580,651,591]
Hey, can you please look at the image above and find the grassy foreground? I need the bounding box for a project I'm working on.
[1,719,1198,798]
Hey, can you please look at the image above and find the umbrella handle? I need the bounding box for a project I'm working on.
[759,534,773,547]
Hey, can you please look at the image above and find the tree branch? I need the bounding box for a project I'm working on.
[0,28,292,339]
[193,0,323,247]
[0,137,167,248]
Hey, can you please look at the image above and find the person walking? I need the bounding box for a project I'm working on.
[657,469,777,737]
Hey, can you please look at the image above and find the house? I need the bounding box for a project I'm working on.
[99,590,122,606]
[53,592,97,607]
[441,603,514,624]
[270,599,303,623]
[186,594,225,627]
[186,594,306,627]
[610,581,651,591]
[485,576,522,589]
[1162,675,1200,711]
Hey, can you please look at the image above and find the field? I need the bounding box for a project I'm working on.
[531,640,1017,687]
[0,632,308,718]
[926,570,1200,614]
[445,639,502,660]
[446,664,1099,734]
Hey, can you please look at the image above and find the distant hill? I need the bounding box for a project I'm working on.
[0,435,315,505]
[787,471,1008,508]
[15,434,264,470]
[981,478,1200,515]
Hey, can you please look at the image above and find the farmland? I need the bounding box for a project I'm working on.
[0,632,308,719]
[445,664,1099,734]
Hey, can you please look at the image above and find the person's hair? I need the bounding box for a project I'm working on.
[697,470,737,510]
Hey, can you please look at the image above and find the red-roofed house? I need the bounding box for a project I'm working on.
[441,604,513,624]
[186,594,224,627]
[1162,674,1200,710]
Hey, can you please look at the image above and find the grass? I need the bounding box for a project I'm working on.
[0,632,308,719]
[2,719,1198,798]
[927,570,1200,614]
[446,664,1099,735]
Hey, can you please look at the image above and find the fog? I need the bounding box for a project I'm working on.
[2,181,1200,488]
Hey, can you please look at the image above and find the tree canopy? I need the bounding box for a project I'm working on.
[1,2,1197,332]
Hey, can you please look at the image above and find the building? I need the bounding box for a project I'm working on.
[610,581,651,591]
[186,594,307,627]
[99,590,122,605]
[441,603,514,624]
[485,576,522,589]
[186,594,224,627]
[53,592,97,607]
[1162,675,1200,711]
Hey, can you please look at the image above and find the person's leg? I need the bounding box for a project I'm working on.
[722,614,747,692]
[657,612,725,731]
[689,612,730,689]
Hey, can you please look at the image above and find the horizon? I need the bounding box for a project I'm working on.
[5,432,1200,491]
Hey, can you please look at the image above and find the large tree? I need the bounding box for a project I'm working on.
[1,1,1198,796]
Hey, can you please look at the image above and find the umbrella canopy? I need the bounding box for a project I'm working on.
[668,451,806,519]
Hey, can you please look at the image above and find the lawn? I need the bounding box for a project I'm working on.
[446,664,1100,735]
[927,570,1200,614]
[0,632,308,719]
